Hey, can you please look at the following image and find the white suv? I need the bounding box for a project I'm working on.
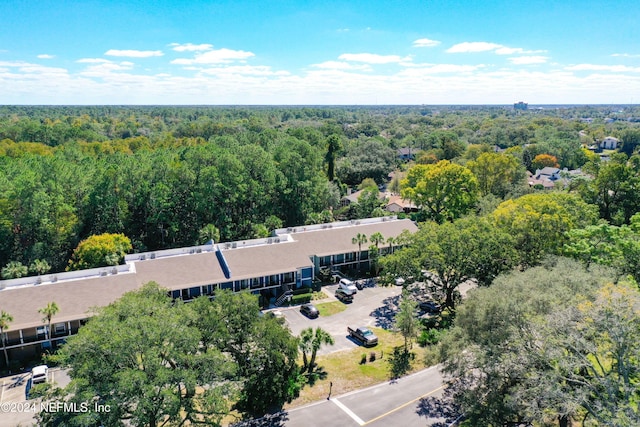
[338,278,358,295]
[31,365,48,384]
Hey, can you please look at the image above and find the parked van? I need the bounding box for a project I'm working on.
[339,278,358,294]
[31,365,48,384]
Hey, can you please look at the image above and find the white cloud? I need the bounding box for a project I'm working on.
[311,61,372,71]
[413,38,440,48]
[447,42,546,57]
[169,43,213,52]
[77,58,111,63]
[80,61,135,77]
[338,53,411,64]
[446,42,503,53]
[171,48,255,65]
[198,65,290,77]
[509,56,548,65]
[399,63,485,74]
[37,54,55,59]
[105,49,164,58]
[565,64,640,72]
[611,53,640,58]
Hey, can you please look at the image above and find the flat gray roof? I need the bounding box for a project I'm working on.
[0,218,417,330]
[291,218,418,257]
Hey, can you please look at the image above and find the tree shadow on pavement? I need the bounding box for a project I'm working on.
[230,411,289,427]
[415,386,463,427]
[370,294,401,329]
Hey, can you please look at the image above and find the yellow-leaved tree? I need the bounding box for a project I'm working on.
[67,233,132,271]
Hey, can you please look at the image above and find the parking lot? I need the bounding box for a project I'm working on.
[0,368,70,427]
[0,283,401,425]
[276,282,402,355]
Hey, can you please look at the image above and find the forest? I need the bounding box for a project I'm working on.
[3,104,640,426]
[1,104,640,276]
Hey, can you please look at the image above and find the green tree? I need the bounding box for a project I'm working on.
[352,233,368,270]
[0,310,13,369]
[563,215,640,283]
[382,217,517,312]
[467,152,523,198]
[401,160,479,223]
[40,283,237,427]
[28,259,51,275]
[38,301,59,345]
[190,290,301,416]
[579,160,640,225]
[492,193,598,267]
[1,261,28,279]
[395,291,418,351]
[369,231,384,248]
[440,258,619,427]
[325,134,342,181]
[67,233,132,270]
[299,327,335,374]
[198,223,221,244]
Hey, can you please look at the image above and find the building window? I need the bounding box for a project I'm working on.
[282,272,294,283]
[54,323,66,335]
[37,326,46,339]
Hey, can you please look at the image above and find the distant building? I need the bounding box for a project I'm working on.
[514,101,528,110]
[397,147,416,161]
[599,136,619,150]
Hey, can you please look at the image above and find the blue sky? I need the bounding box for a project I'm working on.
[1,0,639,104]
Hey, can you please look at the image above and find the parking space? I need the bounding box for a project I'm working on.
[280,283,401,355]
[0,371,30,404]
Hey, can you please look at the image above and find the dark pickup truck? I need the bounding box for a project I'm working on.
[347,326,378,347]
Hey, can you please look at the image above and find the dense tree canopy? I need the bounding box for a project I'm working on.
[40,284,300,426]
[401,161,479,223]
[492,192,598,267]
[440,258,639,427]
[382,216,517,312]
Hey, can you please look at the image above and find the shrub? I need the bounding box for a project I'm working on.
[418,328,442,347]
[360,353,367,365]
[369,352,376,362]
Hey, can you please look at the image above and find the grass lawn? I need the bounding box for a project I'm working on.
[315,301,347,317]
[285,327,438,408]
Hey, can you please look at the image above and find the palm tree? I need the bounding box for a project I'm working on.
[351,233,368,270]
[1,261,28,279]
[38,302,59,345]
[28,259,51,276]
[370,232,384,249]
[0,310,13,369]
[198,224,220,245]
[299,327,335,374]
[386,236,396,255]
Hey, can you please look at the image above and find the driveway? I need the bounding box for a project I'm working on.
[277,283,402,355]
[0,368,70,427]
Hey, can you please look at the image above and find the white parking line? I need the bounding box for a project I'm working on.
[331,397,365,426]
[0,380,4,403]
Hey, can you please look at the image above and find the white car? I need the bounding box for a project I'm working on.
[31,365,48,384]
[338,278,358,294]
